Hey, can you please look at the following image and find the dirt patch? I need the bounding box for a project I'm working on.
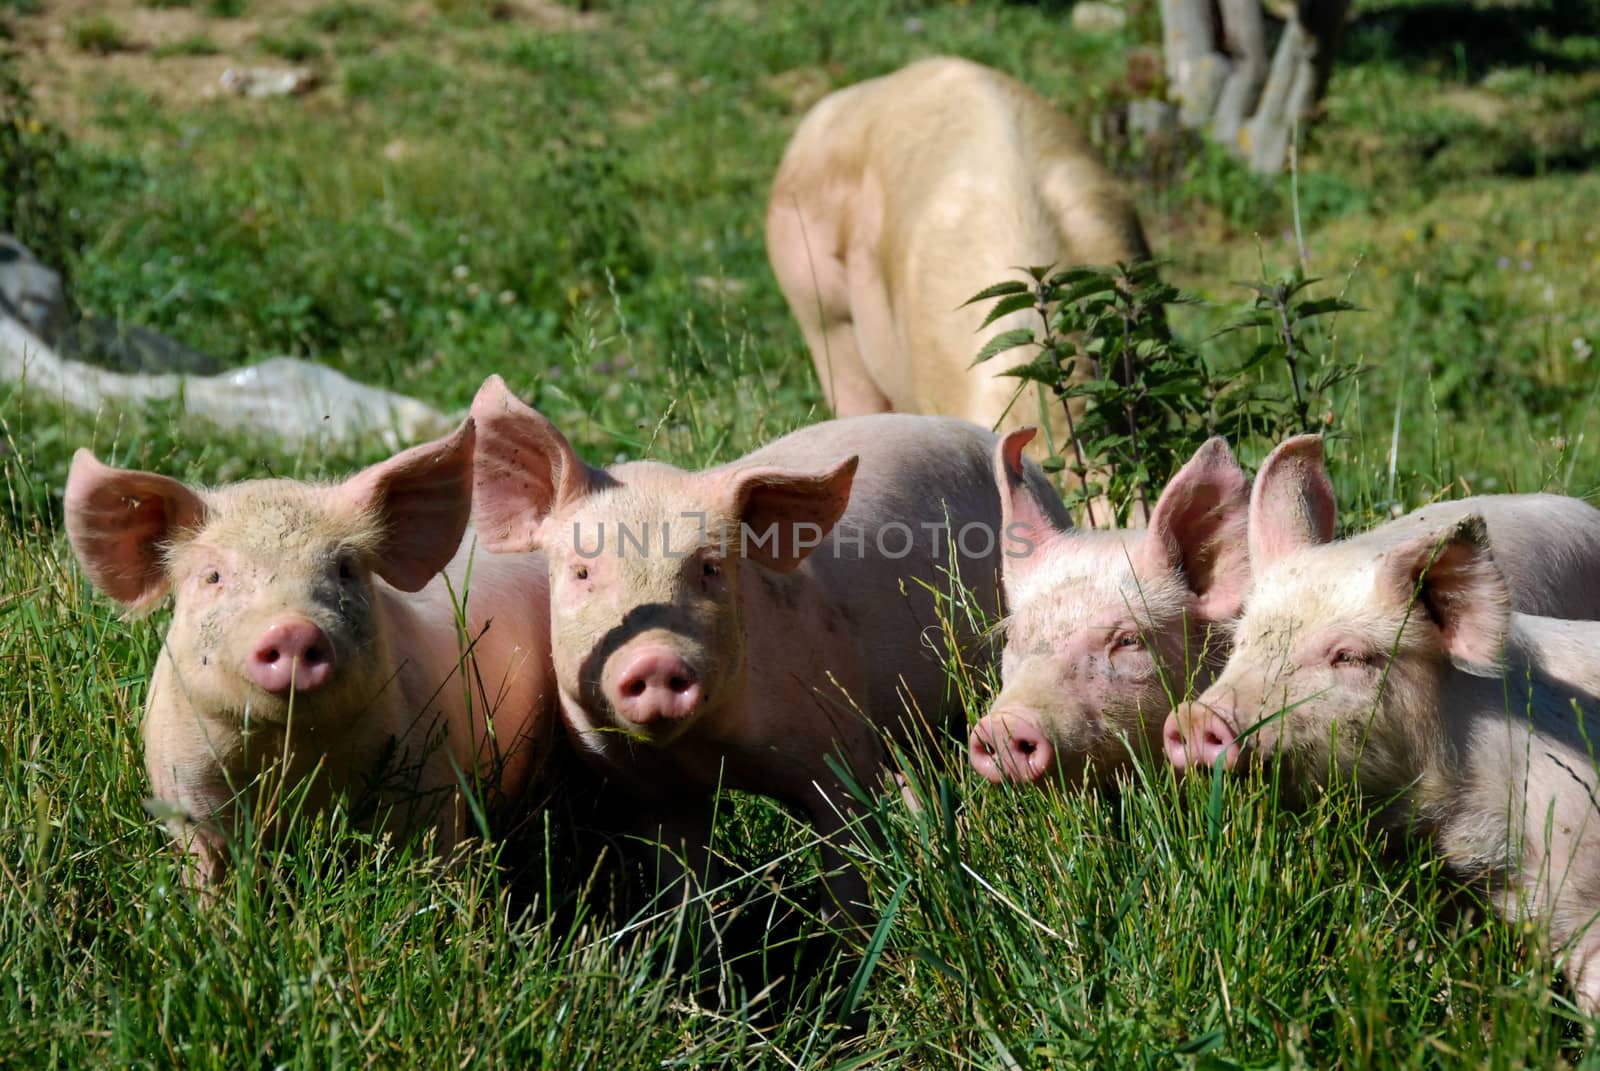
[11,0,326,135]
[8,0,601,138]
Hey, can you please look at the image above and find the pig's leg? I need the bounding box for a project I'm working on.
[1566,931,1600,1021]
[176,824,230,890]
[766,198,891,417]
[803,780,880,929]
[594,792,727,943]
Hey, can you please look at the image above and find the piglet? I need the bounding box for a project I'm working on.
[65,421,555,883]
[973,431,1600,788]
[1166,436,1600,1013]
[469,375,1064,919]
[969,429,1250,787]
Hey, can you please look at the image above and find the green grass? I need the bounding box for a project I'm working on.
[152,33,222,58]
[69,16,132,55]
[6,0,1600,1065]
[254,31,323,63]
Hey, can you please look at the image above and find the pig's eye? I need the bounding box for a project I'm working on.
[702,560,721,579]
[337,559,355,582]
[204,570,221,585]
[573,565,589,581]
[1332,649,1368,667]
[1113,632,1144,651]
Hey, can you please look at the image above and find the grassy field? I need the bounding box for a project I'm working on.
[4,0,1600,1066]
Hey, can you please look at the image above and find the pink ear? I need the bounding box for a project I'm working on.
[1136,437,1251,621]
[1380,514,1509,666]
[64,449,206,611]
[729,457,858,572]
[469,375,597,553]
[343,419,476,593]
[994,427,1069,575]
[1248,434,1337,566]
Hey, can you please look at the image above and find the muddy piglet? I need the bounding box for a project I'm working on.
[469,376,1063,918]
[65,421,555,883]
[1166,439,1600,1013]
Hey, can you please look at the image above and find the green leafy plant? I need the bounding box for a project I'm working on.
[968,261,1366,525]
[967,260,1218,526]
[1215,267,1365,439]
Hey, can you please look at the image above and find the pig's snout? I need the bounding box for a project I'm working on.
[247,617,336,695]
[610,646,704,725]
[969,709,1056,784]
[1163,702,1239,772]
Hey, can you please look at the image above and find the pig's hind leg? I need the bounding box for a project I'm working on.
[766,197,891,417]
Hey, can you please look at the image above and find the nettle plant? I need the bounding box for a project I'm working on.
[968,261,1362,526]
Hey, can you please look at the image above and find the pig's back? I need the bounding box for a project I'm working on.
[1368,494,1600,620]
[743,413,1069,726]
[1507,614,1600,702]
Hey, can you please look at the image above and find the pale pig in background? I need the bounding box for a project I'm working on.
[973,431,1600,788]
[65,421,555,883]
[766,56,1154,496]
[1165,434,1600,1014]
[469,375,1069,918]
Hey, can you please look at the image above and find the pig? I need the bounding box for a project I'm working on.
[468,375,1069,919]
[64,421,555,884]
[766,56,1155,498]
[969,429,1251,786]
[1164,437,1600,1013]
[972,430,1600,788]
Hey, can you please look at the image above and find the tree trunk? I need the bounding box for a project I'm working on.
[1239,0,1350,172]
[1159,0,1229,129]
[1156,0,1350,173]
[1210,0,1268,153]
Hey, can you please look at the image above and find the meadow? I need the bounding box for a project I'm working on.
[4,0,1600,1065]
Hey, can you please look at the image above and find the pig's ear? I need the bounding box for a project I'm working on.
[469,374,596,553]
[1248,434,1337,566]
[1136,437,1251,621]
[729,456,858,573]
[994,427,1069,577]
[345,419,476,593]
[1381,514,1510,667]
[64,449,206,611]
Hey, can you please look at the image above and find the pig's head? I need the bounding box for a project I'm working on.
[469,376,856,747]
[1164,434,1510,799]
[64,422,475,729]
[969,429,1250,786]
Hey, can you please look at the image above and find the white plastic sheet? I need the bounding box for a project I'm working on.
[2,313,453,451]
